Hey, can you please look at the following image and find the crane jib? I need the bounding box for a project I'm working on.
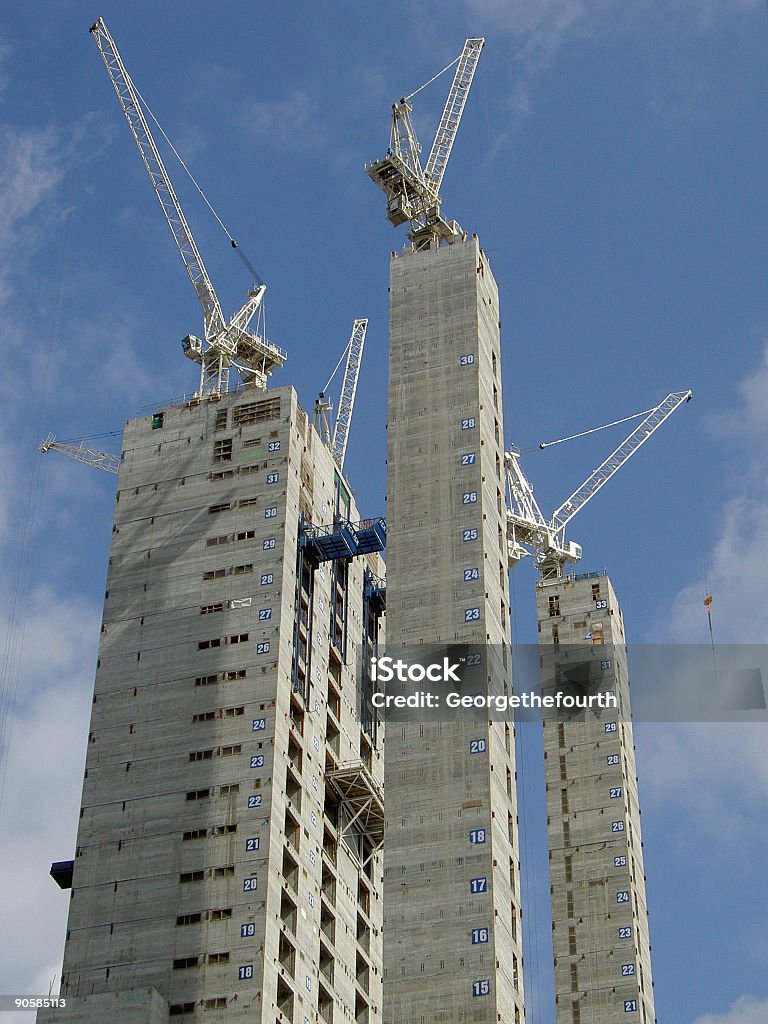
[90,18,285,396]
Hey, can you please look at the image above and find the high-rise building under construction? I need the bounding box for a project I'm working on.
[39,386,386,1024]
[537,572,656,1024]
[382,236,526,1024]
[37,18,668,1023]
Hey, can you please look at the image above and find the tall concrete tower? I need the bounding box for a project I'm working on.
[383,237,526,1024]
[39,385,386,1024]
[537,571,656,1024]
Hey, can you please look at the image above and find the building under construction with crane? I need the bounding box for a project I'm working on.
[39,19,387,1024]
[38,21,687,1024]
[367,34,681,1024]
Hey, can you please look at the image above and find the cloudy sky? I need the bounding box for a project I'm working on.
[0,1,767,1022]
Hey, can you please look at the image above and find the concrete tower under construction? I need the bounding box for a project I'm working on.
[39,386,386,1024]
[537,572,656,1024]
[383,236,526,1024]
[36,17,671,1023]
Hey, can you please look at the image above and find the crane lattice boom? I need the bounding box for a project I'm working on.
[90,19,224,340]
[506,389,692,578]
[90,18,286,396]
[39,435,120,475]
[550,390,693,535]
[423,40,484,192]
[331,319,367,471]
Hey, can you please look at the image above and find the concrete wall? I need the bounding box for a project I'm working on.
[384,237,525,1024]
[39,386,384,1024]
[537,572,656,1024]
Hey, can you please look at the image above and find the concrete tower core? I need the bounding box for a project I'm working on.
[537,572,656,1024]
[384,236,526,1024]
[39,386,385,1023]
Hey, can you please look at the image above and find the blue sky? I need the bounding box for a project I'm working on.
[1,1,767,1022]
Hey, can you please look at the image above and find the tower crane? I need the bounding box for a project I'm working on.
[314,319,368,472]
[39,435,120,475]
[366,38,484,249]
[506,390,692,580]
[90,18,286,397]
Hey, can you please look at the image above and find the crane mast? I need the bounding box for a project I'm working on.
[506,390,692,579]
[90,18,286,397]
[366,38,484,249]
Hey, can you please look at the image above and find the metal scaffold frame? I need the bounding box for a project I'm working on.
[326,760,385,865]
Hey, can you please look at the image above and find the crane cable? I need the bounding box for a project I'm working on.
[321,335,353,396]
[692,407,720,679]
[56,429,122,445]
[131,77,264,287]
[405,52,461,100]
[536,405,656,450]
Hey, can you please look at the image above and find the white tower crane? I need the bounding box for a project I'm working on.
[314,319,368,472]
[366,38,484,248]
[331,318,367,471]
[90,18,286,397]
[506,390,692,580]
[39,435,120,475]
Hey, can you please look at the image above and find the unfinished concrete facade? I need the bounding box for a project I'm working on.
[537,572,656,1024]
[39,386,385,1024]
[383,237,526,1024]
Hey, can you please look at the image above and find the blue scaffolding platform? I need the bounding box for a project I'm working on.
[300,517,386,564]
[364,570,387,612]
[354,518,387,554]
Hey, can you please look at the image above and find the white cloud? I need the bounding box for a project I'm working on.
[240,90,320,150]
[461,0,760,36]
[78,313,173,410]
[713,343,768,460]
[0,105,103,1005]
[659,342,768,644]
[0,587,100,698]
[636,345,768,867]
[0,590,97,1009]
[468,0,588,118]
[417,0,762,130]
[664,496,768,643]
[637,723,768,861]
[690,996,768,1024]
[0,125,63,306]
